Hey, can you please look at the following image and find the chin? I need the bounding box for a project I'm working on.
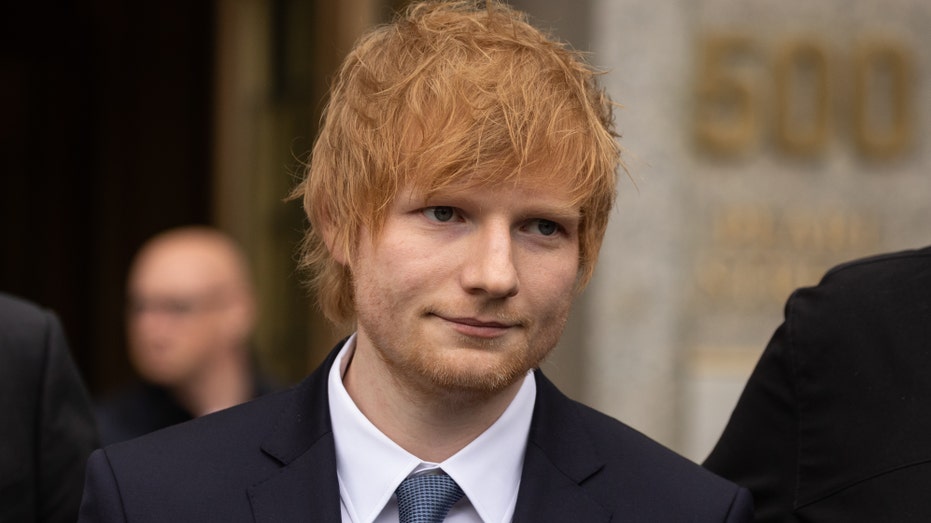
[418,345,546,396]
[134,360,183,386]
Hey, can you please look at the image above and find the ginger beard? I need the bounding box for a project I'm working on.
[353,284,572,401]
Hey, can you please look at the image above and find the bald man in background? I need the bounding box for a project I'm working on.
[95,226,277,445]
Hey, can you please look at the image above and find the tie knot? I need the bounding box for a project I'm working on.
[395,472,465,523]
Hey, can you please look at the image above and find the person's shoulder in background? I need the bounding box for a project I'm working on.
[704,245,931,522]
[819,244,931,288]
[0,292,99,522]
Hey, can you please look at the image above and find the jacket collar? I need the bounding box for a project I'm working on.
[247,346,343,522]
[512,371,612,522]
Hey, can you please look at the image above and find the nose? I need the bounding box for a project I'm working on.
[460,222,519,298]
[129,308,170,340]
[128,300,178,338]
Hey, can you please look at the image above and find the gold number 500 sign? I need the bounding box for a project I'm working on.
[694,34,913,159]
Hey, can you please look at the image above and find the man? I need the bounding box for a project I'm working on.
[705,245,931,522]
[80,2,751,521]
[95,226,273,445]
[1,292,98,522]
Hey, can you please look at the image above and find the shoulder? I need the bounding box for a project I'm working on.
[530,374,750,519]
[0,293,68,392]
[0,291,45,318]
[86,388,298,519]
[761,246,931,512]
[0,292,57,349]
[578,397,741,494]
[1,294,95,522]
[83,360,339,521]
[811,245,931,297]
[534,371,727,478]
[824,244,931,277]
[103,386,293,467]
[785,245,931,336]
[94,384,192,446]
[96,347,339,489]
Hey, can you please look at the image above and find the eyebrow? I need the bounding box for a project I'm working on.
[408,185,582,220]
[517,203,580,218]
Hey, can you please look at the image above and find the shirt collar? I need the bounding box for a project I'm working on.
[328,334,536,523]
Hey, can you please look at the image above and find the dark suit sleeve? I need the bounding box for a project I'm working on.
[78,449,127,522]
[38,310,101,522]
[703,295,802,523]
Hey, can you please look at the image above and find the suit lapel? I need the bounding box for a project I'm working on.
[245,347,613,522]
[512,371,612,522]
[247,437,341,522]
[247,345,345,523]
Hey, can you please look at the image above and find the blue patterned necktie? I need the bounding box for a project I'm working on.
[395,472,465,523]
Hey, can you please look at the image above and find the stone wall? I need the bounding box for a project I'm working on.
[549,0,930,460]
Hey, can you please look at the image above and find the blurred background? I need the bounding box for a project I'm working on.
[2,0,928,461]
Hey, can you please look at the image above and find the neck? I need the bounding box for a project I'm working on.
[343,342,523,463]
[172,347,253,417]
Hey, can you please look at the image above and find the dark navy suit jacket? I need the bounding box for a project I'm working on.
[80,342,751,522]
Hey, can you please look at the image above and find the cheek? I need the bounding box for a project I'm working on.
[129,322,166,351]
[523,250,579,293]
[193,322,222,347]
[521,277,576,324]
[371,238,452,289]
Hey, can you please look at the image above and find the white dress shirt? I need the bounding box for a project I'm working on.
[328,334,536,523]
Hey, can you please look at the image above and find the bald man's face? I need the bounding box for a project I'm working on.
[126,236,254,388]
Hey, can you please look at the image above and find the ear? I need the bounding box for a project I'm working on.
[225,290,257,344]
[320,221,350,266]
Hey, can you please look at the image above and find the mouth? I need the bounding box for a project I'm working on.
[430,313,518,339]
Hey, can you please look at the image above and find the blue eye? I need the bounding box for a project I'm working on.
[425,207,456,222]
[536,219,558,236]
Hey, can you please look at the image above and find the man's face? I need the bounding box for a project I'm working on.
[349,178,581,397]
[126,241,246,388]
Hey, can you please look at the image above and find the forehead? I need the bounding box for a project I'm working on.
[129,241,235,295]
[409,163,585,202]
